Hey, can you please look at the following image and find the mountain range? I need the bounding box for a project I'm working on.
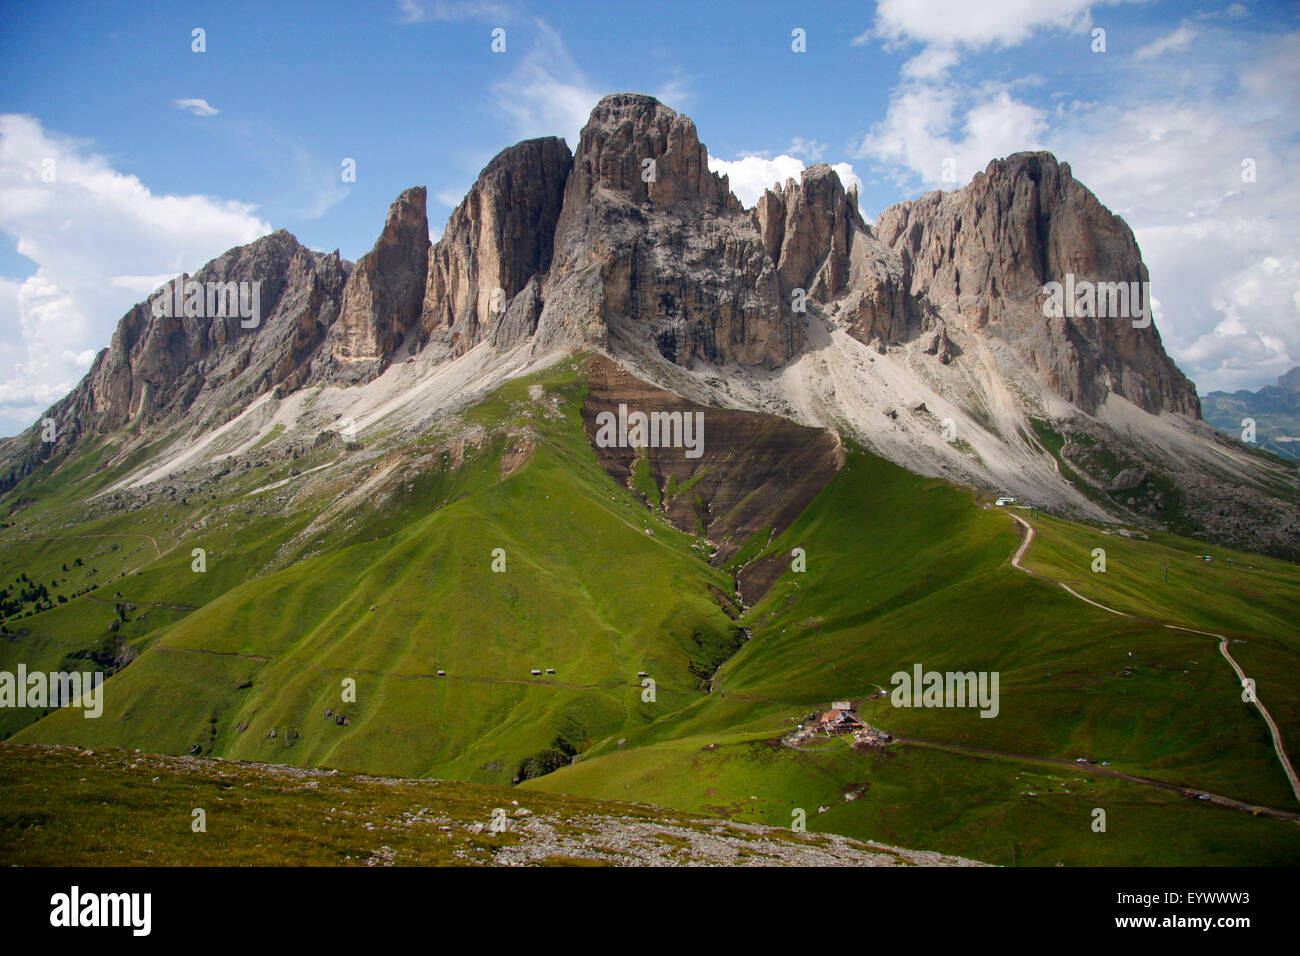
[4,93,1295,558]
[1202,367,1300,462]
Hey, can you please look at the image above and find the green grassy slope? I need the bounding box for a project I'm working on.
[8,360,741,786]
[1018,513,1300,749]
[4,358,1299,866]
[525,449,1300,865]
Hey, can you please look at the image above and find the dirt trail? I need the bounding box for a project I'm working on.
[894,734,1300,823]
[1005,509,1300,805]
[24,532,161,558]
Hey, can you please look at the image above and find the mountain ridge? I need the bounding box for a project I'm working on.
[2,93,1296,557]
[1201,366,1300,462]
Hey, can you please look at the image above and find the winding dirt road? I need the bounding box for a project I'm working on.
[1005,509,1300,805]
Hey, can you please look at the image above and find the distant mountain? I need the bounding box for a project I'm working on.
[1202,367,1300,461]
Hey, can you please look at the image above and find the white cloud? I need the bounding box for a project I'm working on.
[852,0,1066,189]
[61,347,96,365]
[707,153,863,213]
[173,98,220,118]
[787,137,827,161]
[490,19,602,149]
[0,114,272,437]
[901,46,960,80]
[831,163,864,200]
[863,0,1109,50]
[1135,25,1196,61]
[708,154,806,208]
[856,83,1048,188]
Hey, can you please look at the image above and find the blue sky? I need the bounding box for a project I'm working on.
[2,0,1298,436]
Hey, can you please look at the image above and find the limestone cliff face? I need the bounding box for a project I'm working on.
[755,163,914,350]
[318,140,572,381]
[420,137,572,357]
[33,230,348,455]
[8,94,1207,481]
[324,186,429,380]
[306,98,1199,421]
[760,163,860,298]
[534,93,798,368]
[873,153,1200,417]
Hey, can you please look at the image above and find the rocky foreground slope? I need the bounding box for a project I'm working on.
[0,744,983,866]
[2,93,1295,556]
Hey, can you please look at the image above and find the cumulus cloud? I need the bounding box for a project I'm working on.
[0,114,272,437]
[831,163,864,203]
[861,0,1109,50]
[707,153,863,213]
[856,83,1048,188]
[707,154,805,208]
[173,98,220,118]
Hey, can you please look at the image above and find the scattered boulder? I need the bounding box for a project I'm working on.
[1109,468,1148,492]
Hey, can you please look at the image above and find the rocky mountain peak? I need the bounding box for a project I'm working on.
[267,108,1200,422]
[565,93,737,211]
[533,95,796,367]
[756,161,869,300]
[320,186,429,380]
[5,227,350,484]
[381,185,428,235]
[875,150,1200,417]
[419,137,572,359]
